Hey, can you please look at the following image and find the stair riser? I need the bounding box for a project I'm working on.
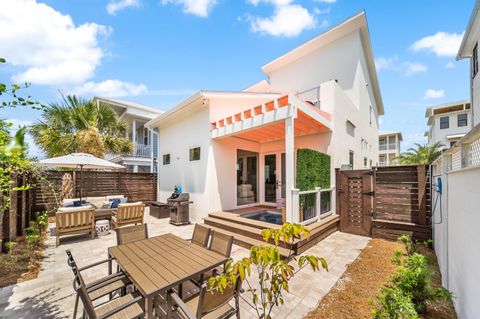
[204,218,265,242]
[207,214,271,230]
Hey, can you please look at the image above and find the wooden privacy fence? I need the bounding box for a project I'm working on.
[33,170,157,213]
[336,165,431,241]
[1,174,36,245]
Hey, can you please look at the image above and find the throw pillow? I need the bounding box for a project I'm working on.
[73,200,86,207]
[101,201,112,209]
[109,198,122,209]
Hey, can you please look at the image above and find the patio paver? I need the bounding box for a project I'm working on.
[0,209,369,319]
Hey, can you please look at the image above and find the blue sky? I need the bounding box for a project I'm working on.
[0,0,475,157]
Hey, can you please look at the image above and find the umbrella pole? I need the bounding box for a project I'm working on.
[79,164,84,204]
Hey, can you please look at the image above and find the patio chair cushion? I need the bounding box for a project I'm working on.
[58,205,95,213]
[86,196,108,209]
[106,195,125,201]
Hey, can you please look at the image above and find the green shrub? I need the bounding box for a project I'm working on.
[35,211,48,231]
[5,241,16,255]
[25,220,40,237]
[26,234,40,247]
[372,286,418,319]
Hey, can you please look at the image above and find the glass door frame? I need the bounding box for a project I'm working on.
[261,151,286,206]
[235,149,260,208]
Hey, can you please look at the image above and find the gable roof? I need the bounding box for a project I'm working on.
[457,0,480,59]
[261,11,384,115]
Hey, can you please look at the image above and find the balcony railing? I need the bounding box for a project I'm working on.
[379,143,397,151]
[132,143,151,158]
[292,187,335,225]
[104,143,151,161]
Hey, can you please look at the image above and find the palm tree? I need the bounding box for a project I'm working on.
[30,95,132,158]
[395,142,444,165]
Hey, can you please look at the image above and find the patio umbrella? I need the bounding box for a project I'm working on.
[36,153,125,202]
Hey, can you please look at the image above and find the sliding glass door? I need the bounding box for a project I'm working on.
[237,150,258,206]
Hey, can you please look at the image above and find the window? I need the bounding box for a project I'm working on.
[346,120,355,137]
[364,157,367,167]
[440,116,449,129]
[458,113,468,127]
[189,147,201,161]
[370,159,372,167]
[473,43,478,78]
[144,128,149,145]
[369,105,372,126]
[349,150,354,169]
[162,154,170,165]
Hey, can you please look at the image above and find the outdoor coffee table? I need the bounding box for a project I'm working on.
[108,233,229,319]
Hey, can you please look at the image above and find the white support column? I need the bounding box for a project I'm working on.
[132,119,137,145]
[285,115,296,222]
[315,187,322,219]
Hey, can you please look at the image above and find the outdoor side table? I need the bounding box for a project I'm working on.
[95,219,110,236]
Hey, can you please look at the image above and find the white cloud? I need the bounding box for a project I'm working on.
[445,61,456,69]
[249,3,316,37]
[375,56,427,76]
[403,61,427,76]
[411,32,464,57]
[161,0,217,17]
[403,132,427,151]
[0,0,110,86]
[107,0,141,15]
[315,0,336,3]
[424,89,445,100]
[72,80,148,97]
[375,56,397,71]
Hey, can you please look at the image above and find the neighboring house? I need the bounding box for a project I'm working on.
[378,131,402,166]
[146,12,384,222]
[425,100,472,150]
[94,97,163,173]
[457,0,480,127]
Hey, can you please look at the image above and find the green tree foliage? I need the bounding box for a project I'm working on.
[395,142,444,165]
[209,223,327,319]
[30,95,133,158]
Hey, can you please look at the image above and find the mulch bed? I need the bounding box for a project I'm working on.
[0,234,46,288]
[305,238,457,319]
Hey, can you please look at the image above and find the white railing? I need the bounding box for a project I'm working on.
[379,143,397,151]
[296,86,321,109]
[378,161,387,167]
[445,126,480,172]
[292,187,335,225]
[133,143,151,158]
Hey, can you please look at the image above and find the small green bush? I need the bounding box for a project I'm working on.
[372,286,418,319]
[5,241,16,255]
[35,211,48,231]
[26,234,40,247]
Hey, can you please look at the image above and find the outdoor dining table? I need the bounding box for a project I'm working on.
[108,233,229,319]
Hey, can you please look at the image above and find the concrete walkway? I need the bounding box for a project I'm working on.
[0,210,369,319]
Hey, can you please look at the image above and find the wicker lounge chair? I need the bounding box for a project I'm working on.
[163,277,242,319]
[115,224,149,246]
[66,250,131,319]
[111,202,145,229]
[190,224,211,248]
[55,207,95,246]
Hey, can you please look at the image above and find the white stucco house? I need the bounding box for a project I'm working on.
[458,0,480,127]
[425,100,472,150]
[378,131,402,166]
[94,97,163,173]
[146,12,384,223]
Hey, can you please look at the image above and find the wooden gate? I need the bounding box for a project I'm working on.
[336,169,374,236]
[336,165,431,240]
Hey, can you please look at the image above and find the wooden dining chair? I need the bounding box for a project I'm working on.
[190,224,211,248]
[165,276,242,319]
[115,224,149,246]
[66,250,131,319]
[209,230,234,259]
[73,270,145,319]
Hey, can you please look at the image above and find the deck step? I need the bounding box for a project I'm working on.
[202,224,292,258]
[203,216,265,240]
[208,211,280,230]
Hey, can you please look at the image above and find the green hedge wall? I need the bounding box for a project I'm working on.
[296,148,331,191]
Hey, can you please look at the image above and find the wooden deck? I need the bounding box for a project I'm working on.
[202,207,340,256]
